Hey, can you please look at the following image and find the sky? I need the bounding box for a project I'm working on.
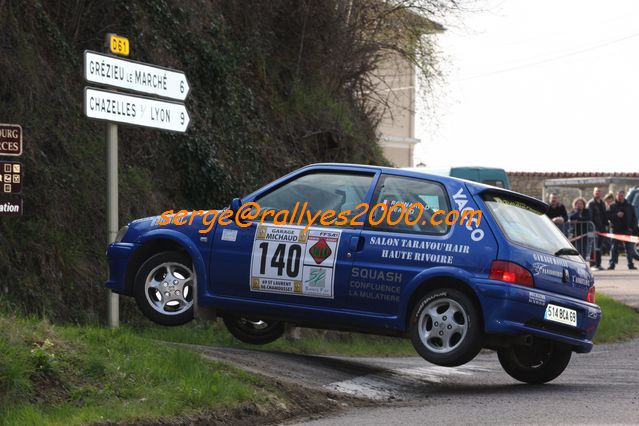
[414,0,639,173]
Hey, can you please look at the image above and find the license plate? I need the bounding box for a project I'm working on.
[544,304,577,327]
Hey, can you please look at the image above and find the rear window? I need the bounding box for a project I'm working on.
[482,193,573,255]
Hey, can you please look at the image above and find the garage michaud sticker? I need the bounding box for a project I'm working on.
[250,225,341,298]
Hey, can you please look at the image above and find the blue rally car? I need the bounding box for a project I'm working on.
[106,163,601,384]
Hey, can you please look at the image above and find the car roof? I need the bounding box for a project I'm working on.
[248,162,547,211]
[302,162,491,187]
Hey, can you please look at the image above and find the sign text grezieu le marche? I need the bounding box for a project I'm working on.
[84,51,190,101]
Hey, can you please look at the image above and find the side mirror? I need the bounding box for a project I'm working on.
[230,197,248,225]
[230,197,242,212]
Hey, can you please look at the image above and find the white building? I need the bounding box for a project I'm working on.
[374,18,443,167]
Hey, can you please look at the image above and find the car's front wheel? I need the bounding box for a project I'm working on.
[133,251,194,326]
[498,339,572,384]
[410,288,483,367]
[223,316,285,345]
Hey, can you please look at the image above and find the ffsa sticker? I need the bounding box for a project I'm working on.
[250,225,341,298]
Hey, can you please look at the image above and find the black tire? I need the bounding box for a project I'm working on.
[498,339,572,384]
[409,288,483,367]
[223,316,285,345]
[133,251,194,326]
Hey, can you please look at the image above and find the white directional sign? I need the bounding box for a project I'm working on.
[84,87,190,132]
[84,51,190,101]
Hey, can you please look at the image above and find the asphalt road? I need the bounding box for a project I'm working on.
[595,256,639,309]
[298,339,639,425]
[196,337,639,425]
[193,267,639,425]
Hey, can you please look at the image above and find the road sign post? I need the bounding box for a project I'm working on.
[106,122,119,327]
[84,34,190,328]
[103,35,123,329]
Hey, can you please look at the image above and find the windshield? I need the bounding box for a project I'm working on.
[482,193,575,256]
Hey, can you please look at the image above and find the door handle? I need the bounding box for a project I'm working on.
[349,235,365,253]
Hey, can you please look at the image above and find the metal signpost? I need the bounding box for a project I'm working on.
[106,120,119,327]
[84,35,191,327]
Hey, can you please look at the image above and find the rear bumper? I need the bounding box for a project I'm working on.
[473,279,601,353]
[106,242,138,295]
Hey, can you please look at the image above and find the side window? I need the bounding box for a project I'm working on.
[366,175,450,235]
[255,172,374,225]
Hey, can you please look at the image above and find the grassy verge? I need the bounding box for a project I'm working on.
[1,295,635,424]
[135,321,416,357]
[0,313,273,426]
[592,294,639,343]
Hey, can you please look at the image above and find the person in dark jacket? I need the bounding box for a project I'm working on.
[587,187,608,270]
[608,190,638,270]
[602,192,616,256]
[546,193,568,225]
[569,197,591,260]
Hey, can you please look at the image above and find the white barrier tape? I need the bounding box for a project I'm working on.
[596,232,639,244]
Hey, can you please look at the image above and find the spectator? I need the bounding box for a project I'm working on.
[587,187,607,270]
[604,192,615,208]
[546,193,568,225]
[602,192,616,256]
[607,190,638,270]
[569,197,591,259]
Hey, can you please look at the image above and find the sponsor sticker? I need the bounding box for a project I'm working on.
[221,228,238,242]
[249,225,341,298]
[308,238,332,264]
[528,291,546,306]
[452,187,484,241]
[532,262,564,279]
[303,267,332,297]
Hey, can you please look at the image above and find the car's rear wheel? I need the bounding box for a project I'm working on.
[133,251,194,326]
[497,339,572,384]
[223,316,285,345]
[410,288,483,367]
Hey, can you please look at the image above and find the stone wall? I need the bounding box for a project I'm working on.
[508,174,546,200]
[507,172,639,208]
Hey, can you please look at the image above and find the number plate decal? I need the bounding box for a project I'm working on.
[249,225,341,298]
[544,303,578,327]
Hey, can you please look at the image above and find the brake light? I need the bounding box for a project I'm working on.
[489,260,534,287]
[587,286,596,303]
